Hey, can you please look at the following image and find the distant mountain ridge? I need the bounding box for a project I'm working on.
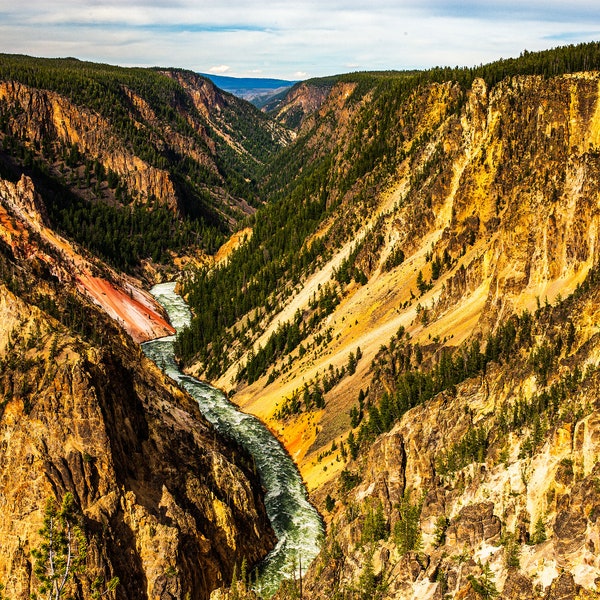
[200,73,298,109]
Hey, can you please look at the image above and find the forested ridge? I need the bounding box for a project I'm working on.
[280,40,600,111]
[177,40,600,380]
[1,43,599,280]
[0,55,281,182]
[0,54,286,273]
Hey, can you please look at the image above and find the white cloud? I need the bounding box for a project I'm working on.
[208,65,231,74]
[0,1,598,78]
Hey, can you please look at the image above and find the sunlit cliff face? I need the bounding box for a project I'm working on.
[225,74,600,487]
[206,72,600,599]
[0,175,276,599]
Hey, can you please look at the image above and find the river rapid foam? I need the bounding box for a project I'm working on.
[142,282,323,597]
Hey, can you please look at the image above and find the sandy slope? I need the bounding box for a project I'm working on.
[215,171,594,491]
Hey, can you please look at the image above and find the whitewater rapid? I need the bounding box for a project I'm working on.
[141,282,323,597]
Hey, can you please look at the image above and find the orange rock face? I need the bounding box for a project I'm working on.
[76,275,174,343]
[0,174,173,342]
[0,173,275,599]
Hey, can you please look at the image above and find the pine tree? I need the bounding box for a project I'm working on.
[416,270,428,295]
[502,531,521,569]
[431,256,442,280]
[358,552,377,600]
[325,494,336,512]
[468,561,499,598]
[31,493,90,600]
[347,351,357,375]
[565,321,576,353]
[393,490,422,554]
[230,563,239,600]
[361,499,388,544]
[432,515,449,548]
[531,516,547,544]
[240,557,247,593]
[347,430,359,460]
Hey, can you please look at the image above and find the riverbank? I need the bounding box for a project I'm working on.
[142,282,324,597]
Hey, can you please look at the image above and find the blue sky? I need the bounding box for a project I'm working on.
[1,1,599,79]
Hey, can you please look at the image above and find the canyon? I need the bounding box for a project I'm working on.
[196,64,600,598]
[0,170,276,599]
[2,45,600,599]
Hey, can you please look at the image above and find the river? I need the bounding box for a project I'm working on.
[141,282,324,597]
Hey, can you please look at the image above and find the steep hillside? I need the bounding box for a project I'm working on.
[0,172,275,599]
[181,43,600,469]
[5,43,600,600]
[0,173,174,342]
[176,43,600,599]
[298,272,600,599]
[0,55,291,275]
[268,78,336,130]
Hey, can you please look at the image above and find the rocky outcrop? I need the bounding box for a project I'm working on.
[0,174,174,342]
[297,282,600,599]
[271,81,334,130]
[445,502,502,548]
[0,280,275,600]
[0,172,47,228]
[0,59,291,234]
[0,165,275,599]
[0,81,179,209]
[273,221,600,600]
